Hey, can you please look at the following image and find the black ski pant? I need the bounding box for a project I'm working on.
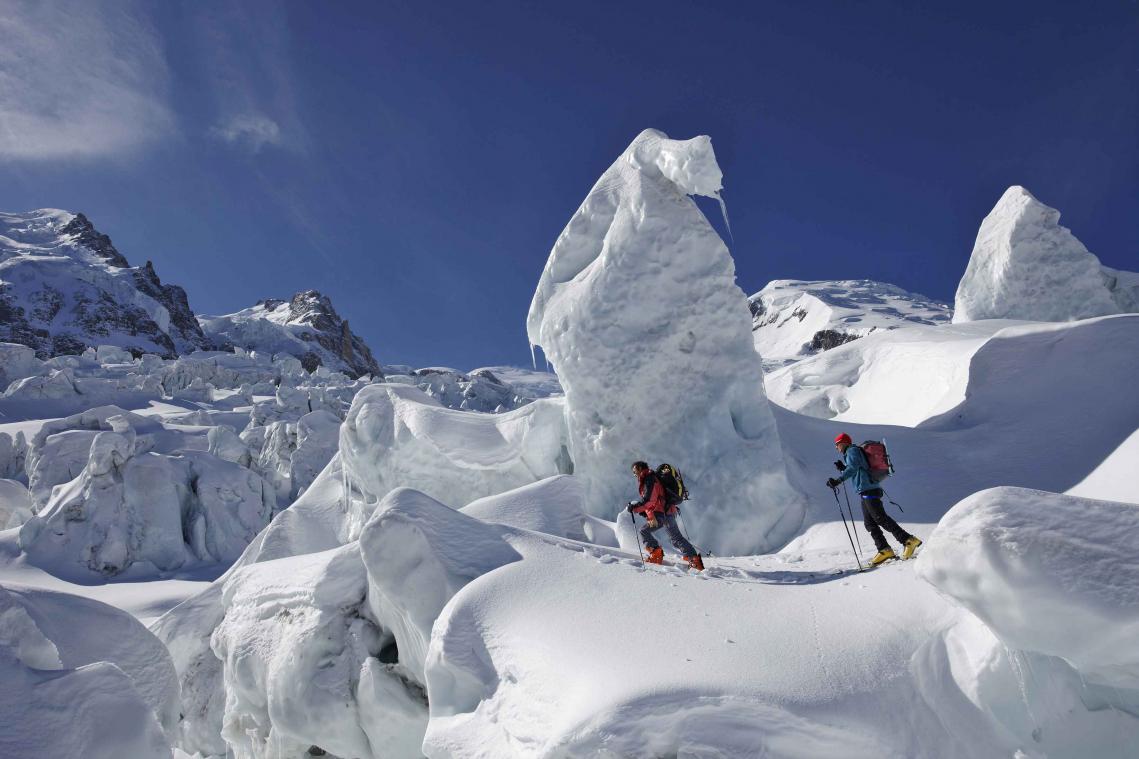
[860,489,912,552]
[640,512,698,557]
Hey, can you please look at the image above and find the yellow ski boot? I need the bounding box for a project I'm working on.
[869,548,896,567]
[903,537,922,560]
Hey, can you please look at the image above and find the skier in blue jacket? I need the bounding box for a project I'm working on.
[827,433,921,566]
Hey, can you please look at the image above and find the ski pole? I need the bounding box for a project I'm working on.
[841,482,863,556]
[831,486,864,572]
[630,511,645,568]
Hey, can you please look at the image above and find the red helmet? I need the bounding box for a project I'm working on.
[834,433,852,446]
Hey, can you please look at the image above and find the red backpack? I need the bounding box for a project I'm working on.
[859,440,893,483]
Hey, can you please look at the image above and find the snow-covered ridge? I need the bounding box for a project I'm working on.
[749,278,951,367]
[0,209,209,358]
[954,186,1139,323]
[199,290,382,379]
[0,209,388,378]
[187,290,385,380]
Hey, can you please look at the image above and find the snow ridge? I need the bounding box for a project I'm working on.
[199,290,382,378]
[750,278,951,367]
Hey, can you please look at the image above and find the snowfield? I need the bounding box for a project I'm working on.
[1,137,1138,758]
[749,278,951,369]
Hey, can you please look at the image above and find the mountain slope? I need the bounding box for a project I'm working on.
[0,210,209,358]
[749,279,951,367]
[198,290,381,378]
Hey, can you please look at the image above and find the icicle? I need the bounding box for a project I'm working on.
[715,190,734,246]
[529,341,537,370]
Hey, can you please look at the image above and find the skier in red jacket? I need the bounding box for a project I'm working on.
[627,461,703,570]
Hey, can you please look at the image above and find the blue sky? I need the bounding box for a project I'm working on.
[1,0,1135,368]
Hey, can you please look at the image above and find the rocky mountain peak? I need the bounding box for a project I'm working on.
[200,289,382,379]
[1,209,209,359]
[287,289,336,325]
[59,212,130,268]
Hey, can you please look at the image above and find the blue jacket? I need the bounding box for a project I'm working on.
[837,445,876,494]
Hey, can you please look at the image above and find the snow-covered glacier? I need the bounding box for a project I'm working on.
[527,129,803,555]
[198,290,382,378]
[3,135,1139,759]
[750,278,951,368]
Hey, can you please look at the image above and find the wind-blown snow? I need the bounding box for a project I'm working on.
[953,186,1139,323]
[765,319,1021,425]
[1066,427,1139,504]
[340,382,570,509]
[919,487,1139,691]
[461,474,616,545]
[527,129,803,555]
[0,583,178,758]
[776,314,1139,554]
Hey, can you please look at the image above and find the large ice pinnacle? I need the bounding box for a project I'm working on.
[526,129,804,555]
[953,186,1139,323]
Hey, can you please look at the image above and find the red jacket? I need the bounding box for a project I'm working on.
[632,470,672,520]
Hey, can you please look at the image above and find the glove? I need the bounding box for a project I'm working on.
[826,477,840,489]
[626,502,637,514]
[834,460,846,472]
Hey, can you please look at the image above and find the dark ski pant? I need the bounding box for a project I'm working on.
[860,489,912,552]
[640,511,698,557]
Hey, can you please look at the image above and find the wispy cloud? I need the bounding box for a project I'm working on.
[191,2,306,154]
[209,114,283,152]
[0,0,174,160]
